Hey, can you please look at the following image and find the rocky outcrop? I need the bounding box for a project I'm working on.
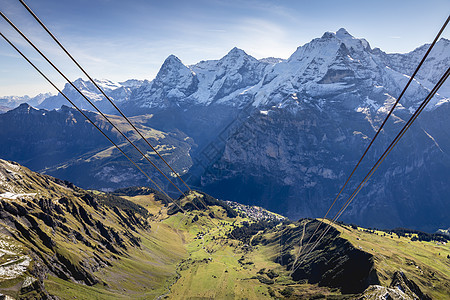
[390,271,431,300]
[361,271,431,300]
[253,219,380,294]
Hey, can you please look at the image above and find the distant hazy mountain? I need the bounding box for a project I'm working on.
[0,92,52,112]
[38,78,146,113]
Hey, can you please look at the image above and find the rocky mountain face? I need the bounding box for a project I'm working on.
[200,99,450,232]
[181,29,448,231]
[1,28,449,231]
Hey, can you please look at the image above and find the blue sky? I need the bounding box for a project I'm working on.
[1,0,449,96]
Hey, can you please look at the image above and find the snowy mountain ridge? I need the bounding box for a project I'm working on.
[13,28,446,116]
[123,28,448,114]
[38,78,146,111]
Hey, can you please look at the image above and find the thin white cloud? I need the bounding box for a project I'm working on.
[229,18,297,59]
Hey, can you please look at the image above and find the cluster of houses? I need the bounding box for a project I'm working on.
[224,201,285,221]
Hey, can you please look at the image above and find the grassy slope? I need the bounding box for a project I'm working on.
[166,208,277,299]
[96,222,187,299]
[167,213,343,299]
[44,195,188,299]
[168,216,450,299]
[327,221,450,299]
[6,185,444,299]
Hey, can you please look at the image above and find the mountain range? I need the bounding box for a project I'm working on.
[0,93,52,113]
[27,28,449,114]
[1,28,449,232]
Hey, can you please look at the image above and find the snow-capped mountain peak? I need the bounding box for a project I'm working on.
[333,30,369,53]
[226,47,247,57]
[127,29,448,111]
[128,54,199,109]
[335,27,351,37]
[154,55,196,86]
[160,54,185,70]
[69,78,122,93]
[0,93,52,111]
[335,28,371,51]
[72,78,88,89]
[216,47,260,71]
[288,32,343,63]
[252,28,448,109]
